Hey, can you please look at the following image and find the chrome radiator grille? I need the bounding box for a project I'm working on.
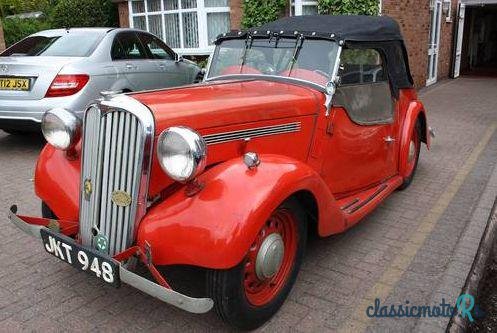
[79,99,154,256]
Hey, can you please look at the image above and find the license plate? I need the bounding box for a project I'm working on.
[0,77,30,91]
[40,229,120,287]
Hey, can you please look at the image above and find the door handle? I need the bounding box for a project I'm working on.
[125,64,134,70]
[159,64,166,70]
[384,136,396,144]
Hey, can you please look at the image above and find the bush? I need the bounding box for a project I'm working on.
[2,17,51,46]
[318,0,379,16]
[241,0,287,29]
[50,0,117,28]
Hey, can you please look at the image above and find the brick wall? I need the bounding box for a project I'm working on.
[437,0,458,80]
[230,0,243,29]
[0,19,5,52]
[382,0,431,88]
[383,0,458,88]
[117,1,130,28]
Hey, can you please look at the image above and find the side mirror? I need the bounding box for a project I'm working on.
[175,54,184,63]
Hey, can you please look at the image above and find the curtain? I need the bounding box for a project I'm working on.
[147,0,162,12]
[205,0,229,7]
[207,12,230,45]
[163,0,179,10]
[133,16,147,30]
[131,1,145,13]
[182,12,199,48]
[181,0,197,9]
[164,13,181,48]
[148,15,163,38]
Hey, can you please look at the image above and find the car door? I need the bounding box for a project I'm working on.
[110,32,159,91]
[321,47,399,195]
[137,32,194,87]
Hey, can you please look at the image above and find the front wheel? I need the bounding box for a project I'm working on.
[398,121,421,190]
[207,198,307,330]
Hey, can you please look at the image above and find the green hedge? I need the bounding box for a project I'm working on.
[241,0,380,30]
[2,17,51,46]
[1,0,117,47]
[318,0,379,16]
[241,0,287,29]
[50,0,117,28]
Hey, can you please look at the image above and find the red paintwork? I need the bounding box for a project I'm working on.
[32,77,429,271]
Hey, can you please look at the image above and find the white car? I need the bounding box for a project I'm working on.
[0,28,201,134]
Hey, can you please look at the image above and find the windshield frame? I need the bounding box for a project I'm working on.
[205,35,342,92]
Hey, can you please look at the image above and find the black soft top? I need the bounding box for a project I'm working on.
[252,15,403,42]
[215,15,414,95]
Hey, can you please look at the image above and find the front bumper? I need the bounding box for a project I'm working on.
[8,205,214,314]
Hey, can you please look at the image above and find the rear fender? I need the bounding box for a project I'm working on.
[137,154,344,269]
[399,102,429,178]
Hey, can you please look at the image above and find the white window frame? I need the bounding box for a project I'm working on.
[128,0,230,55]
[290,0,318,16]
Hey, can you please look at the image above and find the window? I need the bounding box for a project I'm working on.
[340,48,387,85]
[1,33,104,57]
[129,0,231,55]
[334,48,394,125]
[138,32,174,59]
[290,0,318,16]
[111,32,148,60]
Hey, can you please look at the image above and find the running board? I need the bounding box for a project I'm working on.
[337,176,404,228]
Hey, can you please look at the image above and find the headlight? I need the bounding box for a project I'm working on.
[157,126,207,182]
[41,108,81,150]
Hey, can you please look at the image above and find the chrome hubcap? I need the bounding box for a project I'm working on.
[255,233,284,279]
[408,140,416,163]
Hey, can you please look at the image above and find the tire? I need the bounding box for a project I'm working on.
[3,129,29,135]
[207,198,307,330]
[398,121,421,190]
[41,201,57,219]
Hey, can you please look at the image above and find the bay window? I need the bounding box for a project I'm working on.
[290,0,318,16]
[129,0,231,55]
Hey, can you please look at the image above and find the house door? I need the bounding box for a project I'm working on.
[453,3,466,78]
[427,0,443,85]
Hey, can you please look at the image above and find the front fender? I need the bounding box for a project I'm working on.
[137,154,344,269]
[399,101,429,178]
[35,144,80,221]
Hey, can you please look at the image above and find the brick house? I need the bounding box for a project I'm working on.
[114,0,497,88]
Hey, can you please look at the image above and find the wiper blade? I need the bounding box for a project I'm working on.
[239,34,254,74]
[288,35,304,76]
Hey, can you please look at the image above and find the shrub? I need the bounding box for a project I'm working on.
[317,0,379,16]
[50,0,117,28]
[241,0,287,29]
[2,17,51,46]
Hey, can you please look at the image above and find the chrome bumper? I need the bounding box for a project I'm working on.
[8,206,214,314]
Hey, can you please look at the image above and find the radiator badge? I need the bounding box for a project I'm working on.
[111,190,132,207]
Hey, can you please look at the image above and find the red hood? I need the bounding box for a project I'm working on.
[131,79,322,135]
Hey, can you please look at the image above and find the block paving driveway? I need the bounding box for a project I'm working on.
[0,77,496,332]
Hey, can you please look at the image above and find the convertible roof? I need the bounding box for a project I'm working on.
[252,15,404,42]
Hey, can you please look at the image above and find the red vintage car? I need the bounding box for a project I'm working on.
[9,15,431,330]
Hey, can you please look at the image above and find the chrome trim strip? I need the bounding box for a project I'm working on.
[204,122,301,145]
[119,265,214,314]
[206,74,327,93]
[100,95,155,247]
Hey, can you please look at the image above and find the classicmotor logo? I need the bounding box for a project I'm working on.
[366,294,484,321]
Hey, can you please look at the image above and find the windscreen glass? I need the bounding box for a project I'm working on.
[208,37,339,86]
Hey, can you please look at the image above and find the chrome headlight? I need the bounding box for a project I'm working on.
[41,108,81,150]
[157,126,207,182]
